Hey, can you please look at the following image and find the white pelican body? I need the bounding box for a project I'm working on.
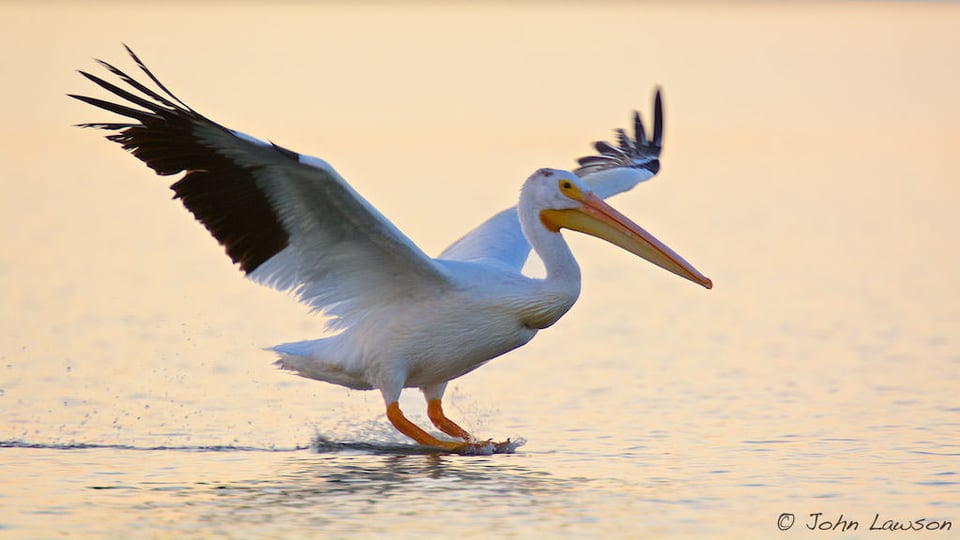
[72,47,711,452]
[270,177,585,395]
[270,258,559,393]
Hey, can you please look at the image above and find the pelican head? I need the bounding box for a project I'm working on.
[527,168,712,289]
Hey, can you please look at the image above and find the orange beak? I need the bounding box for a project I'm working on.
[541,192,712,289]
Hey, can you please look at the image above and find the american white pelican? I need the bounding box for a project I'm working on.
[71,46,711,453]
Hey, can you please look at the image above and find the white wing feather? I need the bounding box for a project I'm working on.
[241,151,455,326]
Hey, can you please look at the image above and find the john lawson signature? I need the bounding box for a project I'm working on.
[777,512,953,532]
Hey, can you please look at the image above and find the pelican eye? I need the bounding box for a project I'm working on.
[558,179,583,200]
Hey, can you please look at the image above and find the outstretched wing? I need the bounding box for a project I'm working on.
[440,90,665,270]
[71,45,453,328]
[574,88,663,198]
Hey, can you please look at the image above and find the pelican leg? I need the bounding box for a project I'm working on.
[385,402,466,451]
[420,382,475,440]
[427,399,473,441]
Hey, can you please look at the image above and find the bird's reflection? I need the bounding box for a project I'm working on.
[204,448,574,511]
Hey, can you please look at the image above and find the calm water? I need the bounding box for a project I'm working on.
[2,3,959,538]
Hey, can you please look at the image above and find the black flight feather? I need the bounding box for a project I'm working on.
[573,88,664,177]
[70,46,292,273]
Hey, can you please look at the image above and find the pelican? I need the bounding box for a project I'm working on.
[71,46,711,453]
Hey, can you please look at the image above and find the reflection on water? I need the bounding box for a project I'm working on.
[1,444,652,538]
[2,1,960,538]
[7,433,949,538]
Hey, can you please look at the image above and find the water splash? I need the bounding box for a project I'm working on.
[0,439,307,453]
[310,433,526,455]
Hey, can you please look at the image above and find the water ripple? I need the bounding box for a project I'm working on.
[0,439,308,453]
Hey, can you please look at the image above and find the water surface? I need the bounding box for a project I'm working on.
[1,3,958,538]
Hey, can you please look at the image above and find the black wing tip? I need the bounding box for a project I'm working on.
[271,141,301,161]
[122,43,145,69]
[634,109,648,146]
[652,87,664,146]
[117,43,194,112]
[573,86,665,176]
[73,45,293,276]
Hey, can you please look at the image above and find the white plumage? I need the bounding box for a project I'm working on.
[72,46,710,452]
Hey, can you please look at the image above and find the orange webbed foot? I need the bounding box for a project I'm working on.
[386,401,471,451]
[387,401,517,454]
